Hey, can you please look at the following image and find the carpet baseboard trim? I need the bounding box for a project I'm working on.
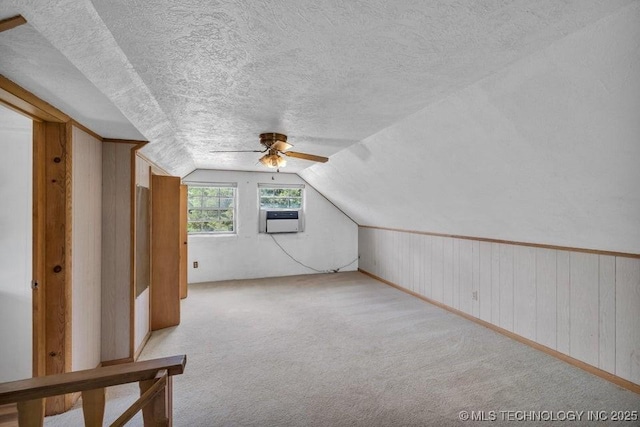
[358,268,640,395]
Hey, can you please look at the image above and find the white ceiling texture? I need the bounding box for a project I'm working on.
[1,0,638,252]
[0,0,631,176]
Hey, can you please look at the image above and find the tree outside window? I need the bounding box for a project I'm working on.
[259,187,303,210]
[187,185,236,233]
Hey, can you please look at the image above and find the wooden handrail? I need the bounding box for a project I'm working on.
[0,355,185,405]
[0,355,186,427]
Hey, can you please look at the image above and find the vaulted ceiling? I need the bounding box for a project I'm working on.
[1,0,639,252]
[0,0,632,176]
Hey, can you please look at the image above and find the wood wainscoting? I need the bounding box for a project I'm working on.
[358,226,640,392]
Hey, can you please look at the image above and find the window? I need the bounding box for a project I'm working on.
[187,185,236,233]
[259,186,303,210]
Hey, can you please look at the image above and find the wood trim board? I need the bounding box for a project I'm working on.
[0,75,69,123]
[359,225,640,259]
[32,122,46,380]
[42,122,73,414]
[104,138,148,145]
[0,15,26,33]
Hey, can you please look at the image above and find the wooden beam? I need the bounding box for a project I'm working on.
[43,122,72,415]
[32,123,46,380]
[0,75,69,123]
[103,138,148,145]
[0,355,186,404]
[0,15,26,33]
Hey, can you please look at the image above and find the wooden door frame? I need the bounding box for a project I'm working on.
[1,75,74,414]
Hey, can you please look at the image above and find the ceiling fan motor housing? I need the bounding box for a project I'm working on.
[259,132,288,149]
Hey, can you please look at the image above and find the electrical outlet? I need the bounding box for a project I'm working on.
[193,261,198,268]
[472,291,478,301]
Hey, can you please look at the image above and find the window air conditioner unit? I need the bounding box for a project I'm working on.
[265,211,299,233]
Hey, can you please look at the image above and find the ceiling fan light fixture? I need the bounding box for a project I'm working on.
[259,153,286,168]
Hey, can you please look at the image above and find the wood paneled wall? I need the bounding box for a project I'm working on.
[133,153,169,355]
[71,126,102,371]
[358,227,640,385]
[101,141,135,362]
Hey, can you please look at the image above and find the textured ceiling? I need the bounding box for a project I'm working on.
[0,23,145,140]
[0,0,634,176]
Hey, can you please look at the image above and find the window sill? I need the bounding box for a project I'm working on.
[188,233,237,238]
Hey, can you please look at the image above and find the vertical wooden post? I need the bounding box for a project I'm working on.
[17,398,44,427]
[139,375,172,426]
[81,388,106,427]
[32,122,47,380]
[43,122,73,415]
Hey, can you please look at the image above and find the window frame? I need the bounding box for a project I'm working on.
[186,183,237,235]
[258,184,304,211]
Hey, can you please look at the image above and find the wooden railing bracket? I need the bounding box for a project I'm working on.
[0,354,186,427]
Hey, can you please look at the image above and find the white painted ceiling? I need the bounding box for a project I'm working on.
[0,22,145,141]
[0,0,633,176]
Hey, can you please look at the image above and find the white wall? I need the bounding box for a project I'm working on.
[359,227,640,385]
[71,126,102,371]
[184,170,358,283]
[301,3,640,255]
[0,105,32,382]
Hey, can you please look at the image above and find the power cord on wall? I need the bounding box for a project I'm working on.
[269,234,359,274]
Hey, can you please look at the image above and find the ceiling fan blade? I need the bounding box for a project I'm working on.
[283,151,329,163]
[271,140,292,151]
[209,149,264,153]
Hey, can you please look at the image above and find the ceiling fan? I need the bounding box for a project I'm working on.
[210,133,329,169]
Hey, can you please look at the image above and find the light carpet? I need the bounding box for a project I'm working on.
[46,272,640,426]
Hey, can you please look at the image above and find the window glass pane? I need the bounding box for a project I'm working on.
[259,187,303,210]
[202,196,219,208]
[187,185,235,233]
[219,198,233,209]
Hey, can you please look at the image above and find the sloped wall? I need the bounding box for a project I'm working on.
[300,2,640,255]
[185,170,358,283]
